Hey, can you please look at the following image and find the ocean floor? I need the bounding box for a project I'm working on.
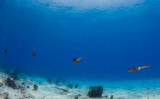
[0,68,160,99]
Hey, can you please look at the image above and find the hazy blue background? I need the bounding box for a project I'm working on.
[0,0,160,81]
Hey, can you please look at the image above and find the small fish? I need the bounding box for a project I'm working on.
[73,56,82,64]
[1,48,7,53]
[32,51,35,56]
[128,66,150,72]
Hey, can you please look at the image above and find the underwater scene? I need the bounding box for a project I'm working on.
[0,0,160,99]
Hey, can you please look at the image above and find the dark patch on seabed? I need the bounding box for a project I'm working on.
[0,66,159,99]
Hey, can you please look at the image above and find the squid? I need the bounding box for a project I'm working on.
[128,66,150,72]
[73,56,82,64]
[32,51,35,56]
[1,48,7,53]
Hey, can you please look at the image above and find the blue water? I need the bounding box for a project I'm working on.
[0,0,160,81]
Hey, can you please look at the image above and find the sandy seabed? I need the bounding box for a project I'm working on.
[0,68,160,99]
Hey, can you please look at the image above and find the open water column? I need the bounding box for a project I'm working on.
[0,0,160,99]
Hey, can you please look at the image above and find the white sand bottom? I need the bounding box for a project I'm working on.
[0,71,160,99]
